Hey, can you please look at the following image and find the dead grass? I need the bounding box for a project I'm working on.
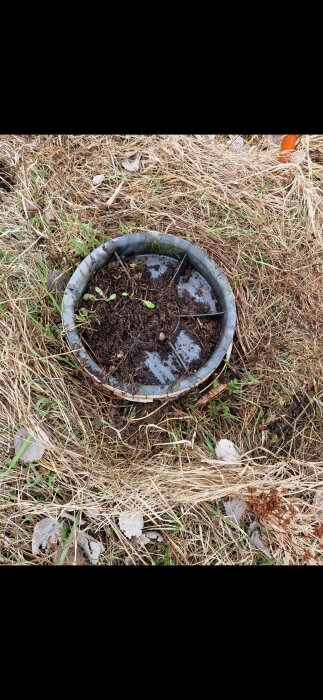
[0,134,322,565]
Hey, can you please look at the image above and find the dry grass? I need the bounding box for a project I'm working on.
[0,134,322,565]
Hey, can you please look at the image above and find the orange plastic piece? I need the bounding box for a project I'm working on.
[278,135,298,163]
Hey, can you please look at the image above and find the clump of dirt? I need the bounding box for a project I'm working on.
[78,255,223,386]
[0,159,15,192]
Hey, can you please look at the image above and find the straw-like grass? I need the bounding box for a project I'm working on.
[0,134,322,565]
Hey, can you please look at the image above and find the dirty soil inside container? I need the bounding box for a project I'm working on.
[78,253,223,387]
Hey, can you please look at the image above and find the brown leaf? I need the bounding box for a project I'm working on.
[197,383,227,406]
[44,210,56,224]
[47,269,70,292]
[53,545,87,566]
[22,198,39,216]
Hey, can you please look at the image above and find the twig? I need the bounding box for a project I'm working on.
[180,311,224,319]
[106,179,124,208]
[197,383,227,406]
[167,341,187,370]
[168,253,187,286]
[114,251,132,283]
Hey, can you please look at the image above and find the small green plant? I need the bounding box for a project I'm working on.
[122,291,154,308]
[228,372,260,396]
[83,288,116,303]
[118,220,136,235]
[208,400,240,425]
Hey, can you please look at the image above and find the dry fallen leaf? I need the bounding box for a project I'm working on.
[132,530,163,547]
[145,530,163,542]
[22,198,39,216]
[313,491,323,521]
[47,269,70,292]
[53,545,87,566]
[118,512,144,539]
[223,498,247,524]
[78,535,104,565]
[84,506,101,519]
[32,518,61,555]
[60,511,86,526]
[125,555,134,566]
[14,427,48,463]
[92,174,105,186]
[122,152,141,172]
[250,531,272,558]
[228,135,244,150]
[215,439,241,464]
[197,383,227,406]
[292,150,306,165]
[44,210,56,224]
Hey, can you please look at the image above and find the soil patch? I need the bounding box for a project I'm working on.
[78,254,223,386]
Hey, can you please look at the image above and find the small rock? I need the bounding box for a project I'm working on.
[47,269,70,292]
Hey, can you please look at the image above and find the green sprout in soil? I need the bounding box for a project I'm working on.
[121,292,155,308]
[83,287,116,303]
[83,289,155,309]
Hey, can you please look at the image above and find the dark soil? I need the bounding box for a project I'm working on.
[78,254,223,386]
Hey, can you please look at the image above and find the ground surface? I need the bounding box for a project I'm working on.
[0,134,322,565]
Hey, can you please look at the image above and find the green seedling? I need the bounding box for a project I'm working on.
[95,287,116,301]
[121,292,154,308]
[83,288,116,303]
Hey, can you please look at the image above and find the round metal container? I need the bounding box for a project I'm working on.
[61,232,236,403]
